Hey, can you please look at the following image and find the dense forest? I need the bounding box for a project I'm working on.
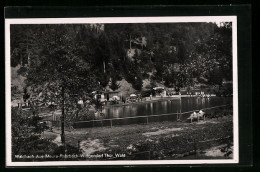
[10,22,233,148]
[11,22,232,94]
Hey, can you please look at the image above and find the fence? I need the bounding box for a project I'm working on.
[73,104,232,128]
[40,104,232,160]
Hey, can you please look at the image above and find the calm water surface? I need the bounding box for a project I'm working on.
[103,97,232,119]
[75,97,232,128]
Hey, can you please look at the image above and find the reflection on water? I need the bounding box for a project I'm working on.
[113,107,120,118]
[102,97,232,119]
[150,103,153,115]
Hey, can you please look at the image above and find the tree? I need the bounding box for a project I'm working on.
[25,24,100,147]
[191,22,233,86]
[12,107,50,156]
[109,77,121,91]
[133,76,143,91]
[22,87,30,103]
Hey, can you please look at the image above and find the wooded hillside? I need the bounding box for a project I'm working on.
[10,22,232,94]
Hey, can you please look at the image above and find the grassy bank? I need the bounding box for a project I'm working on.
[14,107,233,161]
[60,107,233,160]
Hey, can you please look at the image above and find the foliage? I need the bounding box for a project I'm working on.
[11,22,232,93]
[12,107,51,156]
[130,120,233,159]
[11,85,19,99]
[23,25,102,124]
[206,105,233,118]
[132,76,143,91]
[141,90,152,97]
[23,87,30,102]
[217,83,233,97]
[9,22,233,159]
[91,114,233,160]
[109,77,121,91]
[53,144,81,156]
[190,22,232,86]
[10,22,233,125]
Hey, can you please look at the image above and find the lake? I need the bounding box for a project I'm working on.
[103,97,232,118]
[74,97,232,128]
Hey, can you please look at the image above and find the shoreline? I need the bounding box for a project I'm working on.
[103,95,218,107]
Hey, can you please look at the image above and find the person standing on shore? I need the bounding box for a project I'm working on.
[150,94,152,100]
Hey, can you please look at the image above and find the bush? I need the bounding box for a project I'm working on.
[206,106,233,119]
[52,144,83,160]
[128,120,233,160]
[215,83,233,97]
[12,107,53,158]
[132,77,143,91]
[141,90,152,97]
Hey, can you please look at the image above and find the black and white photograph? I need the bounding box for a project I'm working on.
[5,17,238,166]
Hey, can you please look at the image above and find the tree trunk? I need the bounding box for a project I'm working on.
[27,50,31,67]
[20,53,23,66]
[27,35,29,66]
[129,34,132,49]
[103,60,106,73]
[61,86,65,147]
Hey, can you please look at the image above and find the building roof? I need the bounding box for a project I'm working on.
[153,87,164,90]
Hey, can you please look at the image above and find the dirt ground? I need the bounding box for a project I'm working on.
[42,114,233,160]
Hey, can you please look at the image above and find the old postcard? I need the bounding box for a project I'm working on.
[5,16,238,166]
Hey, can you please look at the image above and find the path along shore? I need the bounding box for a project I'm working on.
[103,95,216,107]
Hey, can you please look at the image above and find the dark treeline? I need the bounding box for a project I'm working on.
[11,22,232,93]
